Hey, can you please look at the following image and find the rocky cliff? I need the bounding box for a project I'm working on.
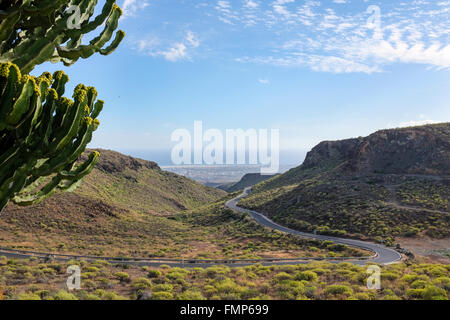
[303,123,450,176]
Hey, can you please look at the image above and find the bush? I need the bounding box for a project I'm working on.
[132,278,152,291]
[433,277,450,291]
[103,292,127,300]
[54,290,78,300]
[324,285,353,297]
[422,286,448,300]
[177,290,206,300]
[147,270,162,279]
[152,284,173,292]
[404,227,420,237]
[411,280,430,289]
[18,292,41,300]
[427,266,447,278]
[276,281,305,300]
[406,288,425,299]
[114,272,131,283]
[152,291,174,300]
[355,293,370,300]
[84,294,101,300]
[273,272,293,282]
[381,272,399,281]
[295,271,318,282]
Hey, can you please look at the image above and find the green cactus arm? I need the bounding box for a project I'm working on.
[57,5,124,63]
[0,0,124,73]
[0,62,105,212]
[5,75,37,126]
[0,62,21,129]
[59,151,100,179]
[12,152,99,207]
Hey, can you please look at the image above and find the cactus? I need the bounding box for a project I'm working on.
[0,0,125,73]
[0,62,102,212]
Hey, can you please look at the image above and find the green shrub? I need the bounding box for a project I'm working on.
[18,292,41,300]
[114,272,131,283]
[54,290,78,300]
[147,270,162,279]
[152,284,173,292]
[152,291,174,300]
[324,285,353,297]
[427,266,447,278]
[355,293,370,300]
[295,271,318,282]
[274,272,293,282]
[422,286,448,300]
[132,278,152,291]
[433,277,450,291]
[411,280,430,289]
[381,272,399,281]
[276,281,305,300]
[103,292,127,300]
[177,290,206,300]
[215,278,245,296]
[406,288,425,299]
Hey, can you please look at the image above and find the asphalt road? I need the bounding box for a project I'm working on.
[225,187,402,265]
[0,187,402,267]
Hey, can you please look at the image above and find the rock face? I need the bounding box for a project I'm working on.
[81,149,160,174]
[302,123,450,176]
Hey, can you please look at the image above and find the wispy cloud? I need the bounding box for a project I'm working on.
[136,31,201,62]
[214,0,450,73]
[122,0,149,17]
[128,1,450,72]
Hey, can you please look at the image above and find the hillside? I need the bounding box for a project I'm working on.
[0,149,349,260]
[239,123,450,252]
[219,173,278,192]
[75,149,226,214]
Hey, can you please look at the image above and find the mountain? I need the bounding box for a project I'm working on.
[75,149,226,214]
[0,149,227,257]
[0,149,355,260]
[239,123,450,241]
[219,173,278,193]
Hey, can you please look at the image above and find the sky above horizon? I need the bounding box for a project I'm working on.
[31,0,450,165]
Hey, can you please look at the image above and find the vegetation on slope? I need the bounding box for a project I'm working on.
[179,200,367,259]
[0,257,448,300]
[220,173,278,193]
[239,123,450,243]
[0,150,357,259]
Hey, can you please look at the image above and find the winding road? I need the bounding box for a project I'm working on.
[0,187,402,267]
[225,187,402,265]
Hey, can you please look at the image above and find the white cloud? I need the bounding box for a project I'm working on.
[185,31,200,48]
[258,78,270,84]
[245,0,259,9]
[136,31,201,62]
[214,1,450,73]
[122,0,149,17]
[161,43,187,62]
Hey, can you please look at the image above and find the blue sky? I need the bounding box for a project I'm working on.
[32,0,450,165]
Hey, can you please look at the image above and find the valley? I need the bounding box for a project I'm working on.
[0,123,449,300]
[0,150,361,261]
